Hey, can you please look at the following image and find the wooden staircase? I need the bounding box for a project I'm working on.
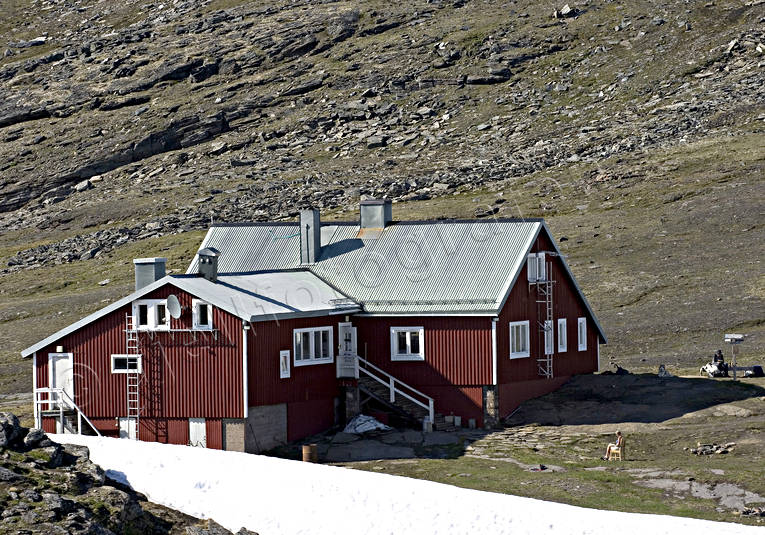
[359,377,428,421]
[357,357,435,429]
[357,374,458,430]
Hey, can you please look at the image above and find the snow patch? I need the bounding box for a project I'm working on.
[52,435,759,535]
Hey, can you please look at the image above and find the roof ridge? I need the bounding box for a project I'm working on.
[209,217,545,228]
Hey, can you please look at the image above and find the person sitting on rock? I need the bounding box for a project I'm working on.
[602,430,624,460]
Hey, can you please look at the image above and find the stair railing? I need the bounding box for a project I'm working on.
[33,388,102,436]
[357,357,434,424]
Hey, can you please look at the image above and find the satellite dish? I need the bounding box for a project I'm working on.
[167,294,182,319]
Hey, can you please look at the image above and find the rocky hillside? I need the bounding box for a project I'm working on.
[0,0,763,389]
[0,412,256,534]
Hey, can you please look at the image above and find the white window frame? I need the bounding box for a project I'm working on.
[558,318,567,353]
[111,354,143,374]
[578,317,587,351]
[132,299,170,331]
[390,327,425,361]
[279,350,291,379]
[527,252,546,283]
[293,327,334,366]
[509,320,530,359]
[192,299,213,330]
[544,319,554,355]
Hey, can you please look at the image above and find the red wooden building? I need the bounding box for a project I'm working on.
[22,199,606,451]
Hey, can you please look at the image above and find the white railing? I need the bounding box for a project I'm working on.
[34,388,102,436]
[357,357,434,424]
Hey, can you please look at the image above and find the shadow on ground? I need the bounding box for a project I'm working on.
[505,374,765,426]
[268,374,765,464]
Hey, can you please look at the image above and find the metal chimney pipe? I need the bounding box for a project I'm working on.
[360,199,392,228]
[197,247,220,282]
[300,209,321,265]
[133,258,167,291]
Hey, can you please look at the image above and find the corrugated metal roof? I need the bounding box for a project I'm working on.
[21,271,359,358]
[188,220,539,313]
[186,219,607,342]
[176,271,358,322]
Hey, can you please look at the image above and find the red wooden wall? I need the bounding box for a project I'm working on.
[247,315,342,440]
[496,231,600,416]
[35,282,244,444]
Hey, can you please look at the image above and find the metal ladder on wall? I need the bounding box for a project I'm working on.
[535,258,555,379]
[125,314,140,439]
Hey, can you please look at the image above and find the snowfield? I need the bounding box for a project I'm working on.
[53,435,759,535]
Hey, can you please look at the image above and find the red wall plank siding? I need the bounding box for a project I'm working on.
[421,386,485,427]
[287,399,336,442]
[247,316,342,407]
[496,231,600,417]
[34,282,244,431]
[498,377,570,415]
[205,418,223,450]
[353,316,493,386]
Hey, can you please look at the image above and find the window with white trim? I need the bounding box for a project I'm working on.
[509,321,530,359]
[390,327,425,361]
[526,253,546,283]
[132,300,169,330]
[558,318,567,353]
[544,320,554,355]
[111,354,142,374]
[293,327,333,366]
[192,299,213,330]
[578,317,587,351]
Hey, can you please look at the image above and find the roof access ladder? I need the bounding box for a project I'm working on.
[531,254,555,378]
[125,313,141,439]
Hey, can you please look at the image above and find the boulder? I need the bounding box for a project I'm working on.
[0,412,24,448]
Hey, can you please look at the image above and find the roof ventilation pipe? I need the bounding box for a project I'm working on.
[300,209,321,265]
[133,258,166,291]
[360,198,392,229]
[197,247,220,282]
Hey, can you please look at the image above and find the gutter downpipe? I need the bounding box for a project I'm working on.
[491,318,498,385]
[242,323,249,419]
[32,352,38,429]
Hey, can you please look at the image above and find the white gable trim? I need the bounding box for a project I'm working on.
[495,222,607,344]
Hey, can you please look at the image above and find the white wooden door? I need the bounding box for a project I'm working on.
[48,353,74,408]
[118,418,137,439]
[189,418,206,447]
[336,322,358,378]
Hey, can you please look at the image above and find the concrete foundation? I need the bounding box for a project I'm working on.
[244,403,287,454]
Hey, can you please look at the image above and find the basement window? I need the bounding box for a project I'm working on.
[558,318,567,353]
[578,317,587,351]
[111,354,142,374]
[391,327,425,361]
[293,327,333,366]
[509,321,530,359]
[192,299,213,330]
[132,300,170,330]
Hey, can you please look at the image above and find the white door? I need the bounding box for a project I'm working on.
[189,418,206,447]
[336,322,358,378]
[118,418,137,439]
[48,353,74,409]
